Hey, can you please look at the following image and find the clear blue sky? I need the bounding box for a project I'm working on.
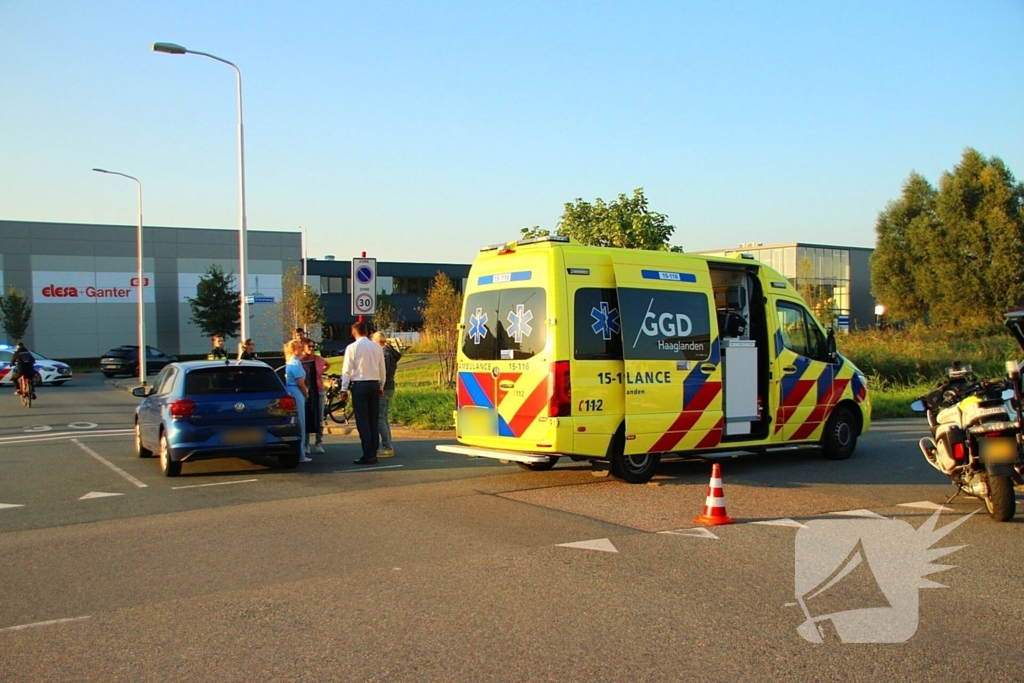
[2,1,1022,264]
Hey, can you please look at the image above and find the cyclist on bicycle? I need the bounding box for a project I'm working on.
[11,342,37,400]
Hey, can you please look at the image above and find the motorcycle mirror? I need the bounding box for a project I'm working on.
[910,399,926,412]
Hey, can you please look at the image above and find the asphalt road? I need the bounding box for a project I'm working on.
[1,374,1022,682]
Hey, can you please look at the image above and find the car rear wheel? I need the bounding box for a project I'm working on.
[159,432,181,477]
[136,421,153,458]
[279,444,301,469]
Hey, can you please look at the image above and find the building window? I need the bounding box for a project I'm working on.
[320,276,344,294]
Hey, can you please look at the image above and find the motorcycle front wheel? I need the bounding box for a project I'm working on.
[985,474,1015,522]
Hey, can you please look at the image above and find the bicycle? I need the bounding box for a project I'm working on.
[17,373,33,408]
[323,374,354,424]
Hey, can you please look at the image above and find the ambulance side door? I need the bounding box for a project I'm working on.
[613,264,723,456]
[772,299,837,442]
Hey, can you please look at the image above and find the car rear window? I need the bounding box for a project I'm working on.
[185,367,283,395]
[103,350,130,359]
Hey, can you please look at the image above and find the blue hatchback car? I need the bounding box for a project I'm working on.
[133,360,302,476]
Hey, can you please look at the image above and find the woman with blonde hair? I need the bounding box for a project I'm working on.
[371,331,402,457]
[283,339,312,463]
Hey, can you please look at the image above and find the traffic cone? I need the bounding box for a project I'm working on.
[694,463,735,525]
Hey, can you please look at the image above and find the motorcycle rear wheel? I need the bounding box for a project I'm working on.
[985,475,1015,522]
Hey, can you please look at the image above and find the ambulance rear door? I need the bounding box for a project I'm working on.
[612,262,723,456]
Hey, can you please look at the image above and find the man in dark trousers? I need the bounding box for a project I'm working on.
[339,322,386,465]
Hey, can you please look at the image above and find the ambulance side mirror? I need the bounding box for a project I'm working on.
[826,328,838,363]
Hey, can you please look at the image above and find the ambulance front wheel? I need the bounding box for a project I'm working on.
[517,457,560,471]
[822,406,857,460]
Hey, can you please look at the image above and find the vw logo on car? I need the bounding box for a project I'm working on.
[234,402,246,412]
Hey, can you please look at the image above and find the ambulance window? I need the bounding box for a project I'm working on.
[616,288,712,361]
[574,288,623,361]
[776,301,824,359]
[462,288,547,360]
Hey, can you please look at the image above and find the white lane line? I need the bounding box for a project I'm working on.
[71,439,148,489]
[0,616,91,633]
[0,429,133,445]
[0,503,26,510]
[172,479,258,490]
[333,465,405,473]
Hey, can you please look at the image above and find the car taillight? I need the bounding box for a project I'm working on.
[279,396,297,413]
[548,361,571,417]
[170,399,195,418]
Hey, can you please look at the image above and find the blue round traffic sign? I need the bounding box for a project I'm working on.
[356,266,373,283]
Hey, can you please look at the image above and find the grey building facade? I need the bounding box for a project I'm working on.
[0,220,301,359]
[306,257,470,348]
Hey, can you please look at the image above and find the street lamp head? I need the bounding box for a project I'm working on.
[92,168,111,174]
[152,42,187,55]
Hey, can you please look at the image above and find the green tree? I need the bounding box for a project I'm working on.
[373,290,400,336]
[0,286,32,341]
[277,265,324,342]
[419,273,461,387]
[521,188,681,251]
[870,172,938,324]
[871,149,1024,326]
[187,264,240,338]
[931,149,1024,325]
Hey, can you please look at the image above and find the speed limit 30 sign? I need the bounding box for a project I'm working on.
[351,257,376,315]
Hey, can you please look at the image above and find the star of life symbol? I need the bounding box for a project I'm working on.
[506,304,533,344]
[590,301,621,341]
[792,508,975,643]
[469,308,488,344]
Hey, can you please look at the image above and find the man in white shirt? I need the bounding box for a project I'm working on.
[340,321,387,464]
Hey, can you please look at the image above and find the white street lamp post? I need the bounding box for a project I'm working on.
[92,168,147,385]
[152,41,250,342]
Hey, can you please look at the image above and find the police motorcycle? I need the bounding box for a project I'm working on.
[911,356,1023,522]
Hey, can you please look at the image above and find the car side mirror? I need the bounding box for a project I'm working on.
[132,387,150,398]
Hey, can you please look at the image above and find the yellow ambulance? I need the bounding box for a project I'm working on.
[437,236,871,483]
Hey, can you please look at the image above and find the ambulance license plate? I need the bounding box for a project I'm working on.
[980,437,1017,464]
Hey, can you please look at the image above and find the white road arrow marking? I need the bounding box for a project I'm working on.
[898,501,950,511]
[829,509,885,518]
[79,491,123,500]
[556,538,619,553]
[658,527,719,539]
[0,503,26,510]
[749,518,807,528]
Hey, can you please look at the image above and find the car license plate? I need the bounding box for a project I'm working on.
[980,437,1017,463]
[223,428,264,446]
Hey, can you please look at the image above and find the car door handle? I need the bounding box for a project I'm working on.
[700,363,717,374]
[782,365,797,374]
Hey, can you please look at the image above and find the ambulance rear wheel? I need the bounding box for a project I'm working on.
[822,406,857,460]
[612,452,660,483]
[608,427,659,483]
[517,457,559,471]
